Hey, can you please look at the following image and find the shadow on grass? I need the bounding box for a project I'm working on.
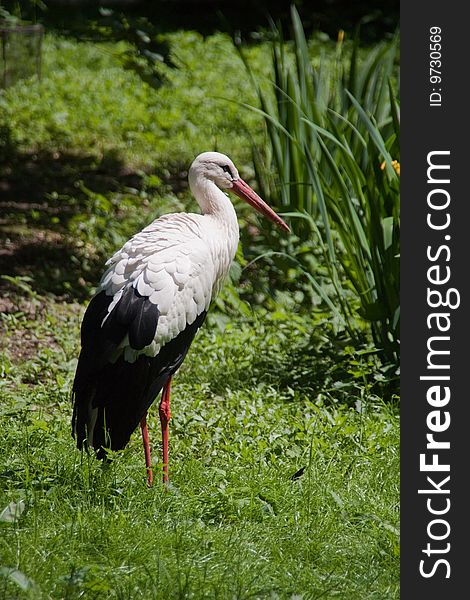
[200,321,399,402]
[0,146,146,301]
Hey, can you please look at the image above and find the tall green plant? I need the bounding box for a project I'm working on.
[240,7,400,367]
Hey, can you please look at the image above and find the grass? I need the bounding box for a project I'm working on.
[0,31,265,170]
[1,26,399,599]
[0,294,399,600]
[0,31,272,300]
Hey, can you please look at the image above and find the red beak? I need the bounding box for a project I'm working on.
[230,178,290,233]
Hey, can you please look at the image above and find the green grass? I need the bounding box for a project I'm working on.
[0,296,399,600]
[1,27,399,599]
[0,31,273,299]
[0,31,265,171]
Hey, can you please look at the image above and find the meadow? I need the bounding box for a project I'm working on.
[0,8,399,599]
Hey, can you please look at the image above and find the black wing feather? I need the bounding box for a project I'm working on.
[101,286,160,350]
[79,311,206,458]
[128,296,159,350]
[72,283,206,457]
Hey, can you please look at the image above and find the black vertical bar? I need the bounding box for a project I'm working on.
[401,2,470,598]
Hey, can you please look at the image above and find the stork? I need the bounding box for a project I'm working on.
[72,152,290,485]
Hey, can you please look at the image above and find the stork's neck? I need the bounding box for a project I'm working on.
[189,174,238,231]
[188,173,240,285]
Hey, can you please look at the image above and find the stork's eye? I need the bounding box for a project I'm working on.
[221,164,233,177]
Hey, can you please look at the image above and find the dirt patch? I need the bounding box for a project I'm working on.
[2,326,54,364]
[0,291,82,364]
[0,225,93,300]
[0,148,152,302]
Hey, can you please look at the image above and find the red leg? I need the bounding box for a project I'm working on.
[140,413,153,487]
[159,376,172,484]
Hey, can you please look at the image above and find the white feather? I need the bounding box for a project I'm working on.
[114,260,125,276]
[95,153,243,362]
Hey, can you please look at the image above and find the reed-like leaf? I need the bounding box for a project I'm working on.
[240,7,400,365]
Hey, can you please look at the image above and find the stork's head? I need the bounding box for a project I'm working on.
[189,151,290,232]
[189,151,239,189]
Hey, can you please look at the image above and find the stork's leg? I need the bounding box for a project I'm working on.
[159,376,172,483]
[140,413,153,487]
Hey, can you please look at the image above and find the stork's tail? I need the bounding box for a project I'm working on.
[72,355,168,459]
[71,309,207,458]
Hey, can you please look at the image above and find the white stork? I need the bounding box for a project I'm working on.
[72,151,290,485]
